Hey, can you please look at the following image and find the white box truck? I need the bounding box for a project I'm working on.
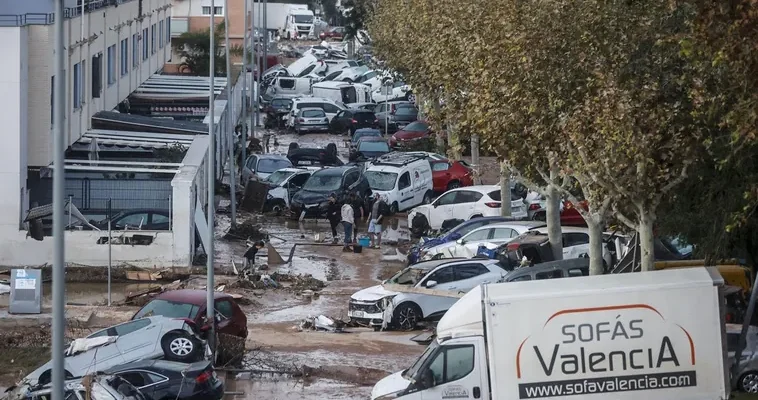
[371,267,730,400]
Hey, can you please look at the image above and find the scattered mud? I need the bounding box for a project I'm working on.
[305,365,390,387]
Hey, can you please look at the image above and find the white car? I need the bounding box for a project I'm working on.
[407,185,528,235]
[421,221,545,261]
[372,81,415,104]
[263,167,318,214]
[348,258,507,330]
[526,226,630,268]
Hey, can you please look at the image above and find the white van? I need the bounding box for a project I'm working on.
[371,267,730,400]
[312,81,372,105]
[283,6,315,40]
[285,97,346,128]
[266,76,312,99]
[364,153,434,213]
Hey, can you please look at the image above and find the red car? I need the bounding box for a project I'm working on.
[319,26,345,40]
[389,120,432,148]
[429,159,474,193]
[132,289,248,338]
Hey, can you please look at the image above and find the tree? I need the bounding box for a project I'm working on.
[341,0,375,40]
[172,22,241,77]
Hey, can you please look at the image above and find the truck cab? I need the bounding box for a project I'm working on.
[283,7,315,40]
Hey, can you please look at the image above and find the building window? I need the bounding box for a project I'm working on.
[142,28,149,60]
[107,44,116,85]
[166,18,171,44]
[201,6,223,15]
[92,53,102,98]
[159,20,164,48]
[120,38,128,76]
[73,62,81,109]
[151,24,156,54]
[132,33,139,68]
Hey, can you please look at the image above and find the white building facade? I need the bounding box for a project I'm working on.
[0,0,171,265]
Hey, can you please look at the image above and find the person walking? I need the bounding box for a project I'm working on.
[367,194,387,249]
[350,192,365,243]
[341,198,355,251]
[326,194,341,244]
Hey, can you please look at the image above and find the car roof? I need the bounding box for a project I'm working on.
[505,258,589,277]
[479,221,547,230]
[444,185,500,194]
[530,225,589,234]
[292,96,335,104]
[313,165,353,175]
[359,136,387,142]
[155,289,232,305]
[313,81,354,88]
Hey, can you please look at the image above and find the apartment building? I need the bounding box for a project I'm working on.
[0,0,171,236]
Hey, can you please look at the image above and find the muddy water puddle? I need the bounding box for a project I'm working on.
[224,375,369,400]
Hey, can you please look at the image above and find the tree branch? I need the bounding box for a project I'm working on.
[509,164,547,196]
[612,203,638,230]
[661,160,692,194]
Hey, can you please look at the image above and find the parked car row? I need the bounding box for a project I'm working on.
[7,290,248,400]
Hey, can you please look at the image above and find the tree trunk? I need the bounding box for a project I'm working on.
[638,210,656,271]
[500,162,511,217]
[545,184,563,261]
[471,134,480,185]
[587,217,604,275]
[432,98,445,153]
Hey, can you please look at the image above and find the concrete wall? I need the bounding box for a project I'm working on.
[0,27,29,233]
[26,0,172,167]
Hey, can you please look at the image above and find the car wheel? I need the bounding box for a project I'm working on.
[446,180,461,191]
[38,369,74,385]
[406,92,416,104]
[422,191,433,205]
[393,303,422,330]
[390,202,399,214]
[411,214,429,237]
[741,371,758,393]
[162,332,199,362]
[470,214,483,219]
[271,200,286,216]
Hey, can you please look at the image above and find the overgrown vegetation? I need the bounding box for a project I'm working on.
[171,22,242,76]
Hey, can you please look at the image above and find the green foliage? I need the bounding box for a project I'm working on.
[171,22,236,76]
[342,0,375,39]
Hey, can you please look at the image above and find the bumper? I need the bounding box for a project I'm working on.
[295,124,330,133]
[188,380,224,400]
[348,310,384,327]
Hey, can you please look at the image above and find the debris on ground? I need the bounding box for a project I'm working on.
[225,220,268,241]
[121,285,163,306]
[297,315,346,332]
[381,248,408,263]
[271,272,326,291]
[0,283,9,295]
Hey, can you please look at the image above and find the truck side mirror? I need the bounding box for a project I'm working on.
[426,280,437,288]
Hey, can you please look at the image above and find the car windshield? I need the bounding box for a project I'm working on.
[365,171,398,191]
[294,15,313,23]
[257,158,292,173]
[395,107,418,116]
[403,122,428,132]
[133,299,200,320]
[359,141,390,153]
[388,266,428,285]
[302,109,326,118]
[265,170,295,186]
[404,340,440,380]
[303,172,343,191]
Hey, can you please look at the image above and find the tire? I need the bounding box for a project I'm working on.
[326,142,338,156]
[38,369,74,385]
[533,211,547,221]
[740,371,758,393]
[406,92,416,104]
[470,214,482,219]
[392,302,422,330]
[446,180,461,191]
[161,332,200,362]
[422,191,433,205]
[390,202,399,214]
[270,200,286,216]
[410,214,429,237]
[288,142,299,152]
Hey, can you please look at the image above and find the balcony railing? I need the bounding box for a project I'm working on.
[0,0,139,26]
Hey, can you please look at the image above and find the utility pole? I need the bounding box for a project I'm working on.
[251,0,259,131]
[206,0,217,359]
[263,0,268,73]
[241,0,248,168]
[224,0,236,226]
[52,0,67,397]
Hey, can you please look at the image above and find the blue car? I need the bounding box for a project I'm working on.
[406,216,518,264]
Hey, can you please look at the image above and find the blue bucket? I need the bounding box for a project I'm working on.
[358,237,371,248]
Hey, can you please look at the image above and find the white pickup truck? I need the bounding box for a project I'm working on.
[372,267,730,400]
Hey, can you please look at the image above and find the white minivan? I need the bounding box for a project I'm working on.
[311,81,372,105]
[364,153,434,213]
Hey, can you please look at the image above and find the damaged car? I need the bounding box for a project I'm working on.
[349,258,507,331]
[23,316,208,387]
[10,374,146,400]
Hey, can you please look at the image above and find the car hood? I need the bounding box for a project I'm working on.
[371,371,411,400]
[393,130,428,140]
[352,284,400,301]
[291,189,330,206]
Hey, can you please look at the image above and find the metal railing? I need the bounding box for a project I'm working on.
[0,0,137,26]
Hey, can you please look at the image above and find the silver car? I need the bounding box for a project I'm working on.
[728,323,758,393]
[294,108,331,135]
[24,316,206,387]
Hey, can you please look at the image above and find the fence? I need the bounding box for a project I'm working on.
[29,176,172,213]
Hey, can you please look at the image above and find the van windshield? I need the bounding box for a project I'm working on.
[365,171,397,191]
[404,340,440,381]
[303,173,342,191]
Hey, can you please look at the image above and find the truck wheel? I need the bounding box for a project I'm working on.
[422,191,433,205]
[393,303,422,330]
[406,92,416,104]
[740,371,758,393]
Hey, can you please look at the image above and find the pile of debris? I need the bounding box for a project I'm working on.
[228,271,325,292]
[297,315,347,333]
[225,220,268,241]
[271,272,326,291]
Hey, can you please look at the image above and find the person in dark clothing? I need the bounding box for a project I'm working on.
[350,193,365,243]
[243,241,265,269]
[326,194,341,243]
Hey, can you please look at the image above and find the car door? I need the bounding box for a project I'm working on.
[114,318,156,359]
[453,228,493,258]
[487,227,517,248]
[397,171,414,210]
[419,343,481,400]
[428,191,457,230]
[451,190,483,220]
[562,232,590,259]
[286,172,311,205]
[243,155,258,182]
[454,263,500,290]
[330,110,348,132]
[430,161,450,192]
[414,265,458,319]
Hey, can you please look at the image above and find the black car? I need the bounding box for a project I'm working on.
[287,142,343,167]
[330,109,379,135]
[348,137,391,161]
[263,96,292,129]
[105,360,223,400]
[289,166,372,219]
[89,209,170,230]
[375,102,418,134]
